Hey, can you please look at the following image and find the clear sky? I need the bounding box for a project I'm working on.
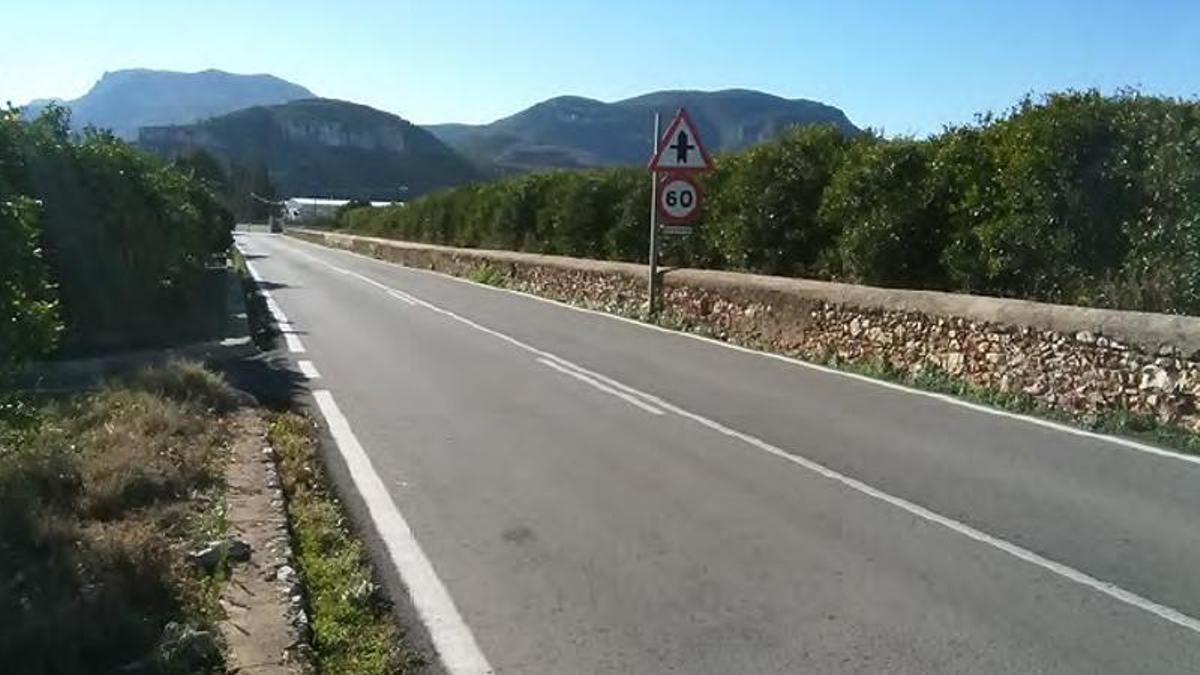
[2,0,1197,135]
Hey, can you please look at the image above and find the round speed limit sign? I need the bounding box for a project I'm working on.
[657,175,702,223]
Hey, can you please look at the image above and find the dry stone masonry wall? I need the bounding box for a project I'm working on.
[291,230,1200,433]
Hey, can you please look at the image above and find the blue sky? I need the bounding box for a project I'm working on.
[3,0,1197,135]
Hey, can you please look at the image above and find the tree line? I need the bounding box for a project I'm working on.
[341,90,1200,315]
[1,105,236,376]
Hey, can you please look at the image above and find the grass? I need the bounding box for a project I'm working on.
[267,411,424,674]
[467,261,505,287]
[0,361,240,674]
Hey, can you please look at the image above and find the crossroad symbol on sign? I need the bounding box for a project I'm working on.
[670,129,695,164]
[648,108,711,172]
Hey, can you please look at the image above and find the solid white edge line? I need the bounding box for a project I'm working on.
[283,232,1200,469]
[537,357,664,415]
[268,302,290,325]
[280,235,1200,637]
[297,360,321,379]
[242,255,264,282]
[312,390,493,674]
[279,326,306,354]
[242,259,305,353]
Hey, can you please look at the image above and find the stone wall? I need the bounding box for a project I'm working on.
[290,229,1200,433]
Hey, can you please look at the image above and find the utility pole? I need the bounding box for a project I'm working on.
[647,112,661,318]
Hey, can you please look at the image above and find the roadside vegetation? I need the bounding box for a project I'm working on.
[268,412,424,674]
[1,107,298,673]
[467,261,505,286]
[0,104,234,362]
[343,90,1200,316]
[3,103,418,673]
[0,362,242,674]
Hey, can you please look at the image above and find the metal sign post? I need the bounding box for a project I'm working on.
[647,112,661,318]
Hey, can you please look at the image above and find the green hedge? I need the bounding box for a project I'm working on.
[346,90,1200,315]
[0,196,59,380]
[1,111,60,378]
[0,106,234,364]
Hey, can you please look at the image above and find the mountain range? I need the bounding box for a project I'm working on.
[427,90,858,172]
[23,69,314,139]
[23,69,859,195]
[139,99,479,199]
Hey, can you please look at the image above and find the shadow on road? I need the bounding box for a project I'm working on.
[254,279,294,292]
[223,352,310,412]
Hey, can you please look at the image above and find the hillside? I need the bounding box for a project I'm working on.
[138,98,480,199]
[22,69,315,139]
[426,89,858,172]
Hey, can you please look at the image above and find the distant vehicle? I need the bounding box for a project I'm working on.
[283,197,397,224]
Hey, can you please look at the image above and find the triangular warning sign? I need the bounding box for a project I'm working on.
[648,108,712,172]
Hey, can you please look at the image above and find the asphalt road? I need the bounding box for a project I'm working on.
[237,232,1200,674]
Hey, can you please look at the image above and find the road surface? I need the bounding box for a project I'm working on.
[236,232,1200,674]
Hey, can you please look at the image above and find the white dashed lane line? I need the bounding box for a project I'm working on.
[297,360,321,380]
